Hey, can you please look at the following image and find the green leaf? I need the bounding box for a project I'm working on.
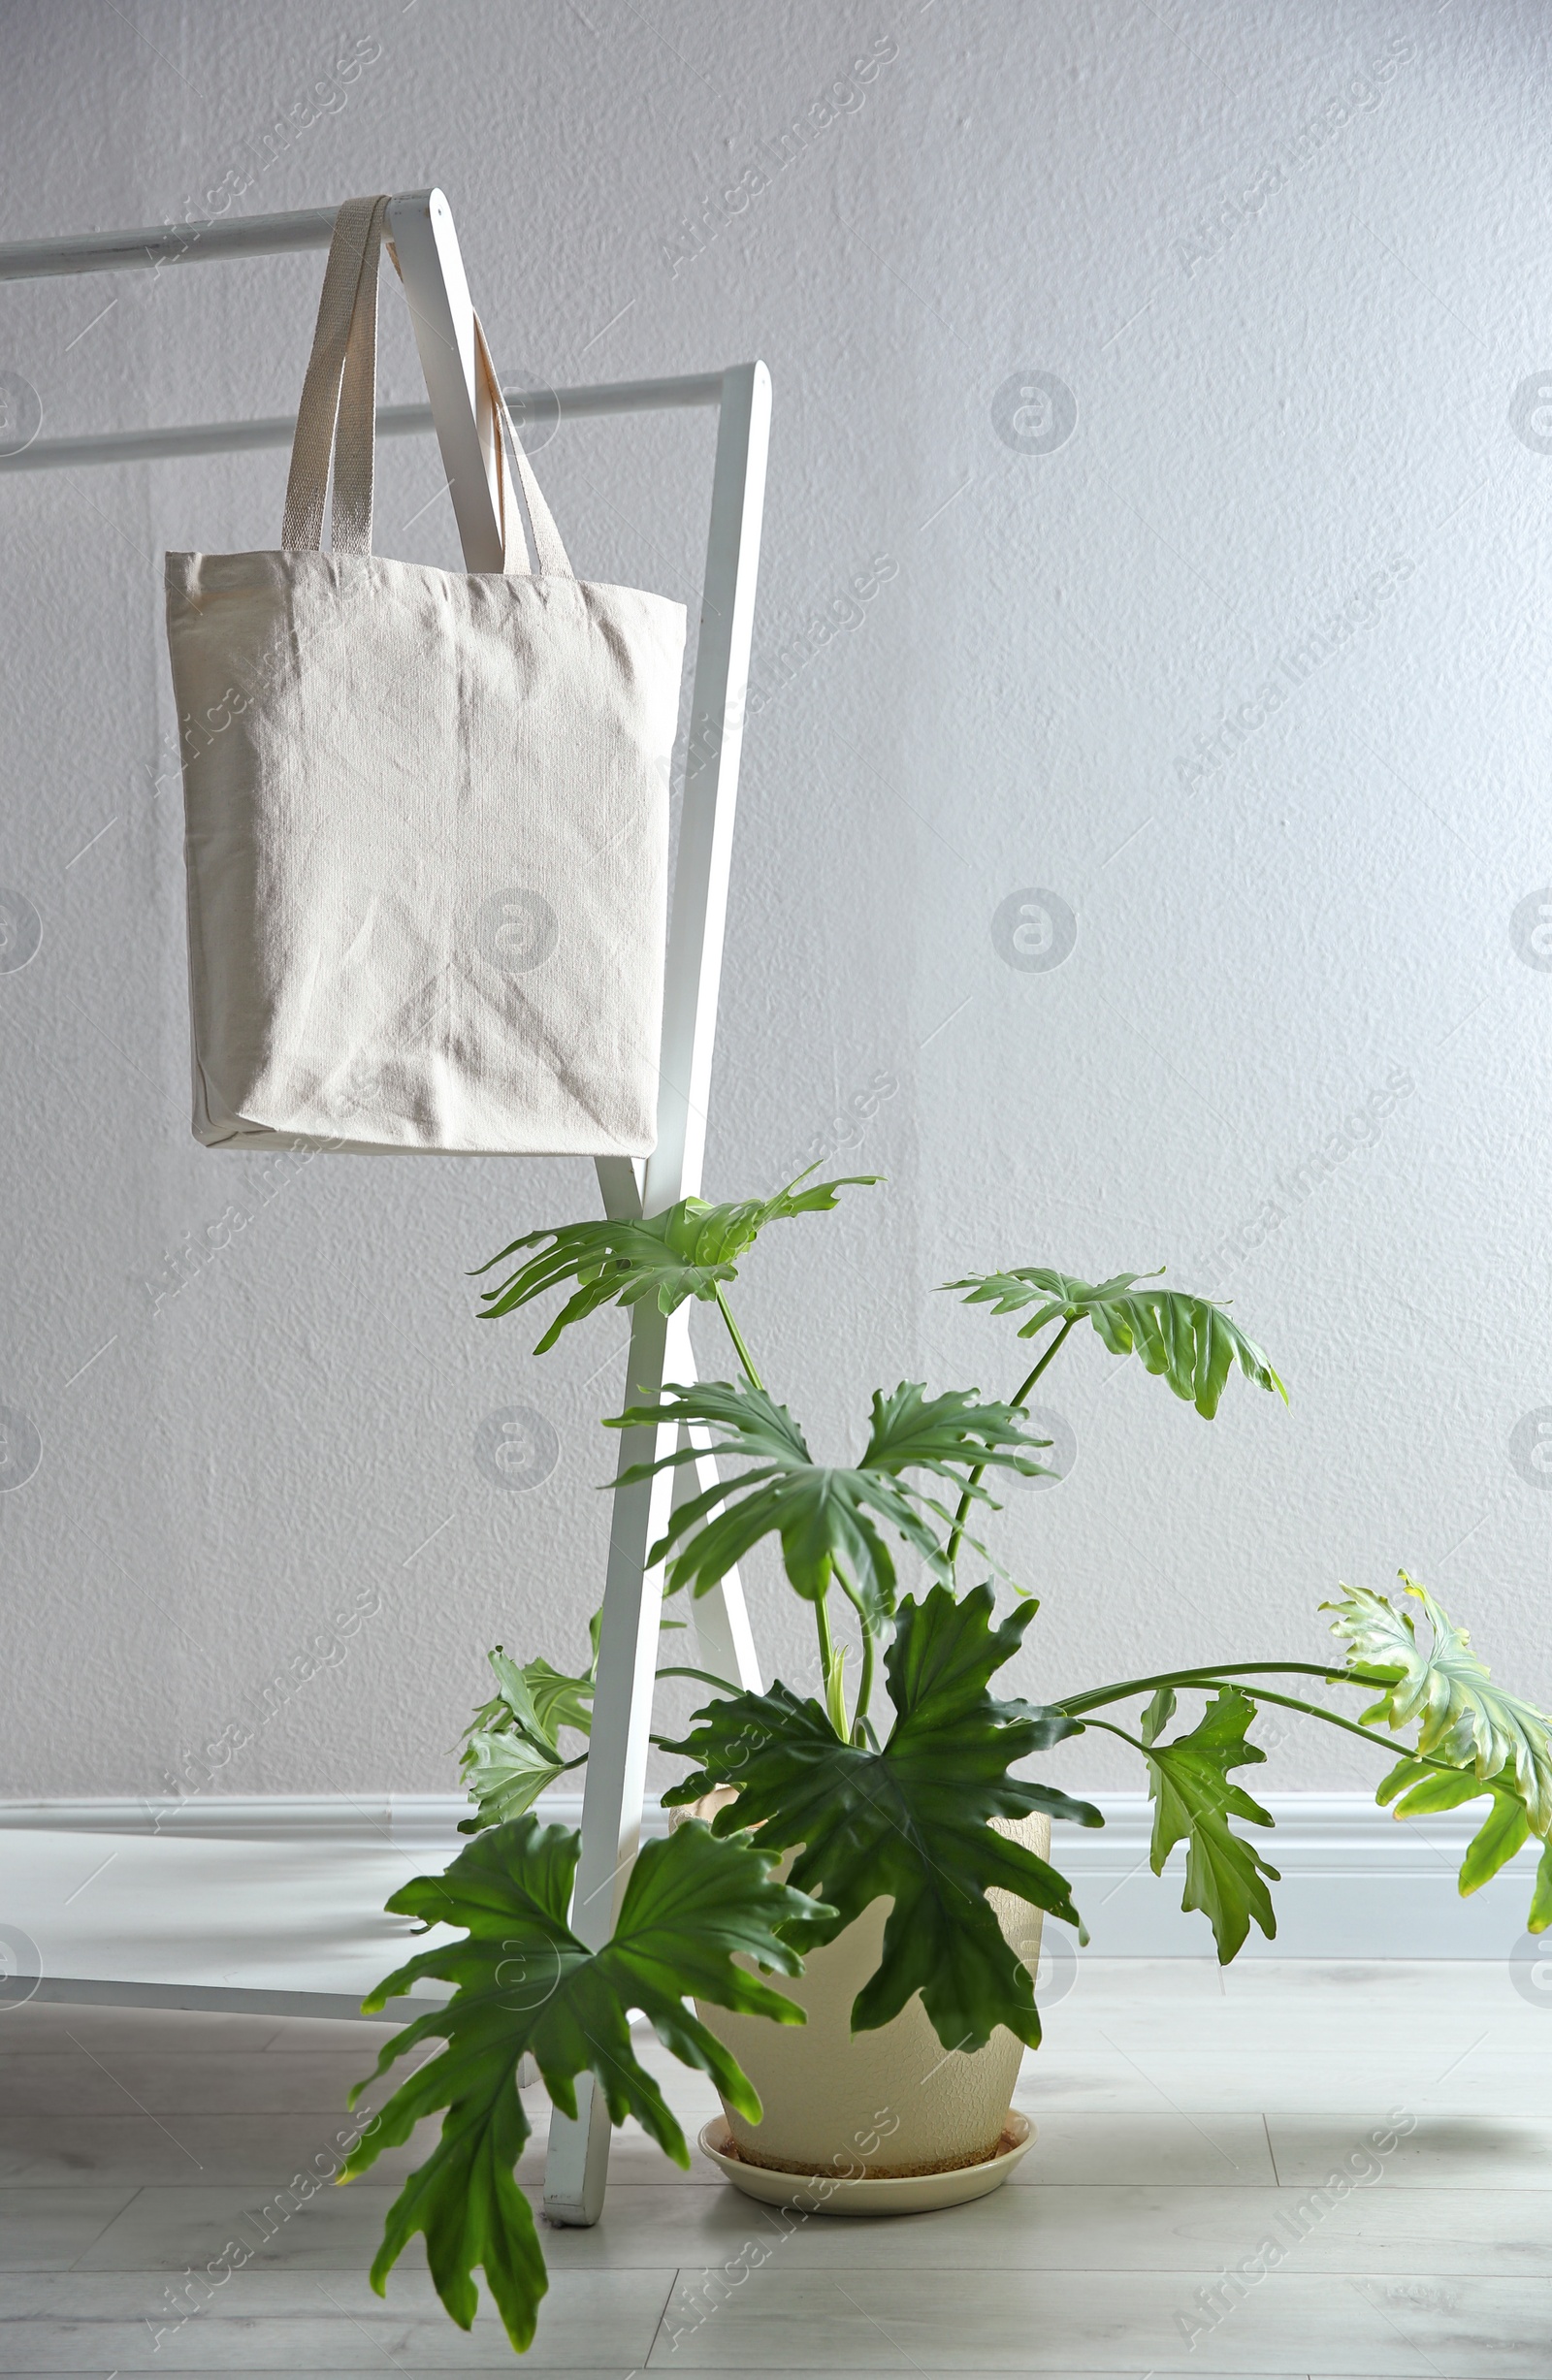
[1374,1753,1495,1817]
[457,1729,568,1832]
[1141,1685,1177,1747]
[623,1381,902,1625]
[468,1649,593,1750]
[506,1655,596,1744]
[463,1652,587,1753]
[1144,1687,1280,1961]
[1325,1573,1552,1835]
[858,1380,1056,1485]
[459,1637,598,1835]
[945,1266,1286,1418]
[1375,1753,1536,1900]
[661,1583,1100,2054]
[1531,1843,1552,1933]
[343,1815,824,2355]
[610,1378,1050,1624]
[824,1643,850,1740]
[614,1370,1047,1627]
[472,1173,878,1352]
[1459,1789,1531,1896]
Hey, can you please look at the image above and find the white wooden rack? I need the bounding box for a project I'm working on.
[0,189,768,2227]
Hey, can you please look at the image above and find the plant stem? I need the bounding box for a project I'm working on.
[832,1567,876,1730]
[713,1284,765,1390]
[1081,1677,1489,1786]
[813,1588,846,1735]
[1055,1660,1400,1719]
[1168,1681,1480,1775]
[654,1662,740,1694]
[946,1315,1079,1577]
[1084,1718,1151,1754]
[854,1626,875,1740]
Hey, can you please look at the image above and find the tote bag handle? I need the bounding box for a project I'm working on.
[281,192,573,579]
[469,310,572,579]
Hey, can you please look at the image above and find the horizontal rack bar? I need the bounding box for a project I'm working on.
[0,207,343,281]
[0,374,726,472]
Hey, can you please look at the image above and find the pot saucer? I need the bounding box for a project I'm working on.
[695,2109,1033,2215]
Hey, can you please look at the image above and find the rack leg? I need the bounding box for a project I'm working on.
[547,362,771,2228]
[541,1323,761,2223]
[542,1299,680,2227]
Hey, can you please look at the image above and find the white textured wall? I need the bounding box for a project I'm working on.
[1,0,1548,1804]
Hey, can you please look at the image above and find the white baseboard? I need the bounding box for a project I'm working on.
[1050,1792,1541,1960]
[0,1793,474,1849]
[0,1792,1538,1959]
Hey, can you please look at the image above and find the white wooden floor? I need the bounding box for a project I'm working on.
[0,1957,1546,2375]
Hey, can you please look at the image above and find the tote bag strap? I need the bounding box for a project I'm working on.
[471,312,574,579]
[281,193,388,554]
[282,192,574,579]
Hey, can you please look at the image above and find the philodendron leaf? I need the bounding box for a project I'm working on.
[1144,1687,1279,1961]
[458,1638,597,1835]
[662,1582,1102,2054]
[945,1267,1285,1419]
[501,1654,595,1744]
[458,1729,567,1831]
[342,1815,824,2356]
[611,1378,1050,1626]
[1141,1685,1177,1747]
[859,1380,1055,1488]
[1532,1845,1552,1933]
[1325,1573,1552,1836]
[471,1173,878,1352]
[1374,1753,1532,1898]
[1457,1786,1533,1896]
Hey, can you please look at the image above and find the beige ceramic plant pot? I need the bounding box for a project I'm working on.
[679,1797,1049,2204]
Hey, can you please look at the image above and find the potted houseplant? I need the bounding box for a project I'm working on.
[341,1174,1552,2356]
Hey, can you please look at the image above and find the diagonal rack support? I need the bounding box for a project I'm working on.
[0,190,769,2223]
[542,358,769,2224]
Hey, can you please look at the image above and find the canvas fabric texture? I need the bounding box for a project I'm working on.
[165,193,685,1154]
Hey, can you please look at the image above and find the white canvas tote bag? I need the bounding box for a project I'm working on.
[165,193,685,1154]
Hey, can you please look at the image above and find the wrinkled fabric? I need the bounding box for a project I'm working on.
[165,547,683,1154]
